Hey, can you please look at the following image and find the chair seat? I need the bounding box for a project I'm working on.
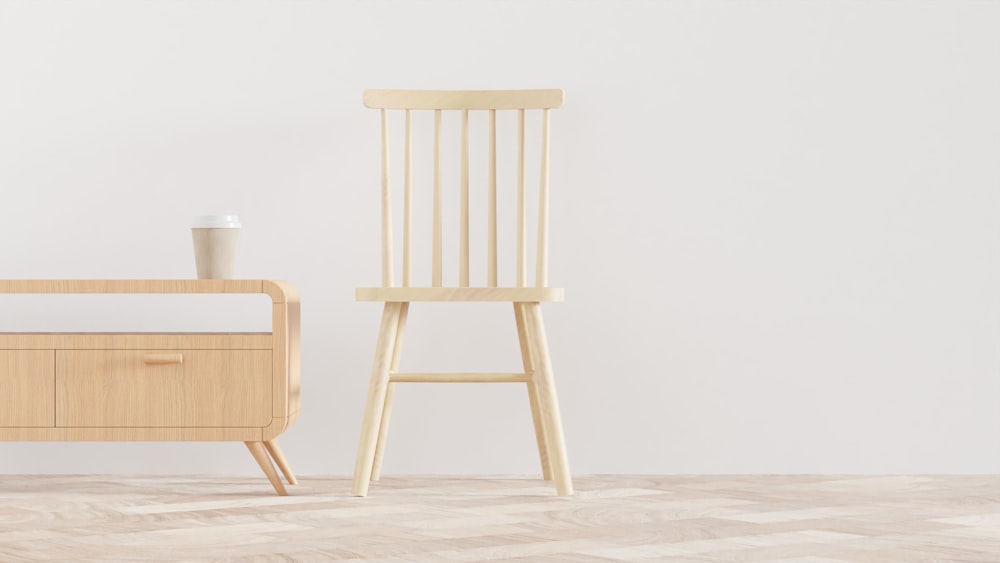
[356,287,564,302]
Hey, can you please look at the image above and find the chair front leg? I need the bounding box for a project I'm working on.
[514,303,552,480]
[351,302,403,497]
[525,303,573,496]
[371,302,410,481]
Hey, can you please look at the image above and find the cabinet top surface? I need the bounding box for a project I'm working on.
[0,332,274,349]
[0,280,296,302]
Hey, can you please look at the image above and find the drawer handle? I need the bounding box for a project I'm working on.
[143,353,184,365]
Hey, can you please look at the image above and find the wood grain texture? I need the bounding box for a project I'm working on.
[56,350,272,428]
[0,351,54,427]
[356,287,564,302]
[271,293,302,419]
[0,279,294,303]
[364,88,564,109]
[0,333,272,350]
[0,475,998,561]
[0,426,263,441]
[0,279,265,294]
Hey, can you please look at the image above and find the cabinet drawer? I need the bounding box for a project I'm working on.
[0,351,54,427]
[56,350,271,427]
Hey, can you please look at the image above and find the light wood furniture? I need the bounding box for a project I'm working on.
[351,89,572,497]
[0,280,300,496]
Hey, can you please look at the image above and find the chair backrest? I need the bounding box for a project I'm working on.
[363,89,563,289]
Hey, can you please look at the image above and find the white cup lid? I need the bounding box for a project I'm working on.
[192,214,241,228]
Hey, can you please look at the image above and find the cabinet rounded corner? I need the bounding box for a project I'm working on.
[261,415,295,441]
[262,281,299,304]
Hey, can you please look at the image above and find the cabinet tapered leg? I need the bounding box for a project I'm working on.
[524,303,573,496]
[245,441,287,496]
[514,303,552,480]
[352,302,402,497]
[371,302,409,482]
[263,439,297,485]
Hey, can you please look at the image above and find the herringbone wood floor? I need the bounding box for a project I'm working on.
[0,475,998,561]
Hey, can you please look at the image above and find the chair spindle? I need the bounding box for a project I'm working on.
[517,108,526,288]
[536,108,550,288]
[403,109,413,287]
[460,109,470,287]
[381,108,393,287]
[433,109,443,287]
[488,109,498,287]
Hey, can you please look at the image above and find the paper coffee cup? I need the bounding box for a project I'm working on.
[191,214,241,279]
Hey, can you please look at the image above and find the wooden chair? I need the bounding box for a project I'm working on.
[351,89,572,497]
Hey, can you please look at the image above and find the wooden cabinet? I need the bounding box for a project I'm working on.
[0,280,300,495]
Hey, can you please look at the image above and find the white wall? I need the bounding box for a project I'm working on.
[0,0,998,476]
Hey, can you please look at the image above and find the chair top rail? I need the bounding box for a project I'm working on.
[363,89,564,110]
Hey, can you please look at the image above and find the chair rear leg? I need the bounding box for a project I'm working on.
[525,303,573,496]
[514,303,552,480]
[371,302,410,481]
[351,302,402,497]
